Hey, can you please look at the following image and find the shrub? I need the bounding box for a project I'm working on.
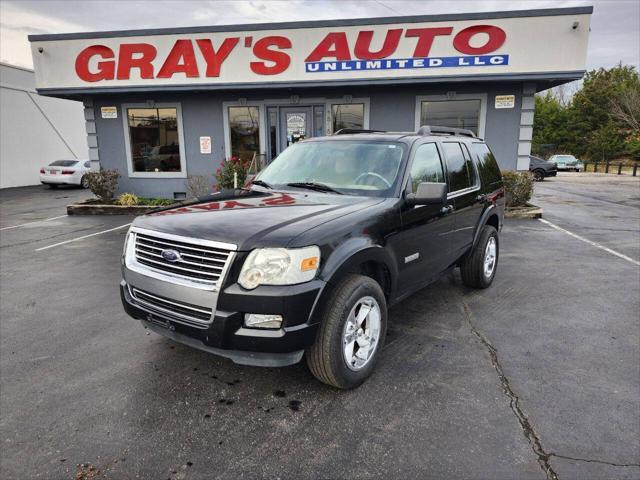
[117,192,139,206]
[186,175,211,198]
[502,170,535,207]
[85,169,120,202]
[214,156,251,190]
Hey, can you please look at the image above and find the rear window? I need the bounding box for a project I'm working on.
[470,143,502,185]
[49,160,78,167]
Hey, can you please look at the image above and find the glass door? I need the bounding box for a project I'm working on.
[266,105,325,162]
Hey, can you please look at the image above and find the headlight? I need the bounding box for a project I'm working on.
[238,246,320,289]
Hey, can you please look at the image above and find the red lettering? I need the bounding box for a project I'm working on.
[116,43,156,80]
[262,194,296,206]
[223,200,254,209]
[75,45,115,82]
[305,32,351,62]
[405,27,453,57]
[354,29,402,60]
[191,202,221,211]
[453,25,506,55]
[157,40,198,78]
[196,38,239,77]
[250,36,291,75]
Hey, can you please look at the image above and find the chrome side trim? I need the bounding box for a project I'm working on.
[447,185,481,200]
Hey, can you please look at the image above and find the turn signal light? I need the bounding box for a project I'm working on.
[300,256,319,271]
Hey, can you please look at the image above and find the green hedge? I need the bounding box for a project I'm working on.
[502,171,534,207]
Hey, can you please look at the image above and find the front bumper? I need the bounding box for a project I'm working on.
[120,275,324,367]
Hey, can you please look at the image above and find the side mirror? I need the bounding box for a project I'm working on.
[406,182,447,207]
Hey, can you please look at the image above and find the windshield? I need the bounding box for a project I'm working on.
[49,160,78,167]
[554,155,576,161]
[256,140,406,196]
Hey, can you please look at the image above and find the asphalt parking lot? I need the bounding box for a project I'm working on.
[1,175,639,480]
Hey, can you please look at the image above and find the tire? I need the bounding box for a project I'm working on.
[460,225,499,289]
[80,175,90,189]
[306,274,387,389]
[532,169,545,181]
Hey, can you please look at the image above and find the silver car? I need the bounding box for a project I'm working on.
[548,154,584,172]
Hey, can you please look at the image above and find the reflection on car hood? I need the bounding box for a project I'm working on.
[133,189,385,250]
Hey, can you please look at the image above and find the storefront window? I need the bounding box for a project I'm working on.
[127,107,181,173]
[332,103,364,132]
[420,99,481,136]
[229,106,260,161]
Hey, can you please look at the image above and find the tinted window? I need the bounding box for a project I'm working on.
[127,107,181,173]
[461,144,478,187]
[442,142,471,192]
[471,143,502,185]
[420,99,481,136]
[49,160,78,167]
[409,143,444,192]
[229,106,260,161]
[332,103,364,132]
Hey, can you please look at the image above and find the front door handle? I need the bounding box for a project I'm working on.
[441,204,454,214]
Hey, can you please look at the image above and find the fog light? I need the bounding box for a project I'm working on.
[244,313,283,329]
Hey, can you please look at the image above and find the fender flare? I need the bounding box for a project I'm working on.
[472,204,499,248]
[319,238,399,300]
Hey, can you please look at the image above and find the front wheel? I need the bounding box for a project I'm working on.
[460,225,499,289]
[306,274,387,389]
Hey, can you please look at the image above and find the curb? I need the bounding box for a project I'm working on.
[505,204,543,219]
[67,203,157,215]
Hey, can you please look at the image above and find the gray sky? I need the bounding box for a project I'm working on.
[1,0,638,71]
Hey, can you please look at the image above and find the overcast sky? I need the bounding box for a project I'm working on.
[1,0,638,71]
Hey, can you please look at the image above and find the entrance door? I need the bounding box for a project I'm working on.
[280,107,312,150]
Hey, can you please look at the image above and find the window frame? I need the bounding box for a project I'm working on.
[414,94,487,139]
[441,141,481,198]
[404,141,446,194]
[121,102,187,179]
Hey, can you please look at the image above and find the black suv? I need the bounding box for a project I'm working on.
[121,126,504,389]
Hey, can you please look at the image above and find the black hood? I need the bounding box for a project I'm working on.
[133,189,384,250]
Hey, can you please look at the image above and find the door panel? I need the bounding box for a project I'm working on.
[394,142,454,294]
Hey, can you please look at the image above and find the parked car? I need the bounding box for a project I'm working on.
[40,159,91,188]
[529,155,557,181]
[120,126,505,389]
[548,154,583,172]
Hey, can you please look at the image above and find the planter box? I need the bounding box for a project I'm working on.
[67,201,157,216]
[505,203,543,219]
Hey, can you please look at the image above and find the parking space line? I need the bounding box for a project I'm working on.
[35,223,131,252]
[538,218,640,267]
[0,215,68,231]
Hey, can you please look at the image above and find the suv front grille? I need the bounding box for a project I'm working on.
[134,232,233,287]
[129,286,214,326]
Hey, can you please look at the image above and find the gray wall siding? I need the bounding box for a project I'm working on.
[92,82,525,197]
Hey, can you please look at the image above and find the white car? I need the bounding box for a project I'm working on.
[40,160,91,188]
[548,154,584,172]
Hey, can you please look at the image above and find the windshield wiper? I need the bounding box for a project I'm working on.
[285,182,344,194]
[251,179,272,189]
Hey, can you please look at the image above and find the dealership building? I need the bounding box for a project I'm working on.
[29,6,591,198]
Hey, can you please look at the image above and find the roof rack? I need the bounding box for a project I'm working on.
[416,125,477,138]
[333,128,387,135]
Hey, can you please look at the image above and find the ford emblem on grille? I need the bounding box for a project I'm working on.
[160,249,181,262]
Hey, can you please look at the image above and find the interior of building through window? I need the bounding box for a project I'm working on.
[229,106,260,161]
[127,107,180,173]
[420,100,480,135]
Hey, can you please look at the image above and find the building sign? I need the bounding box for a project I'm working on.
[495,94,515,109]
[199,136,212,154]
[100,106,117,118]
[30,11,591,91]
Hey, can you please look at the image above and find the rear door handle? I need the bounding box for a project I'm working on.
[441,204,454,214]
